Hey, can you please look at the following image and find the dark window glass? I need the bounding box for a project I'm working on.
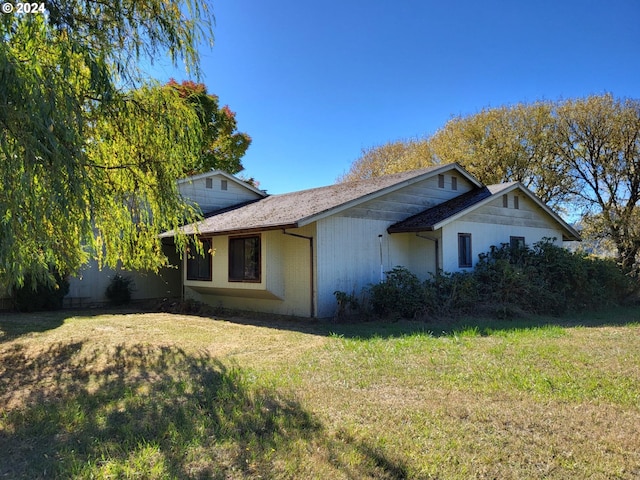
[458,233,472,268]
[510,236,525,249]
[229,236,261,282]
[186,238,212,281]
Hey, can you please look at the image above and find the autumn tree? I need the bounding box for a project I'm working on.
[428,102,574,207]
[338,138,436,182]
[340,94,640,273]
[554,95,640,274]
[0,1,214,291]
[167,80,251,175]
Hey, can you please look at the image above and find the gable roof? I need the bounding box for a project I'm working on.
[388,182,581,241]
[171,163,478,236]
[177,170,267,198]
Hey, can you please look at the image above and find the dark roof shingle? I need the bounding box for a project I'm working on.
[387,183,515,233]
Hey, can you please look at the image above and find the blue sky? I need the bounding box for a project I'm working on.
[158,0,640,194]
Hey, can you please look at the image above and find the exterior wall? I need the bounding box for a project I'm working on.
[313,172,470,317]
[178,173,262,214]
[440,193,563,272]
[65,246,181,306]
[340,171,475,221]
[315,217,439,318]
[184,225,315,317]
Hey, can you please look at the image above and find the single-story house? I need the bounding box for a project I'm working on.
[164,163,580,318]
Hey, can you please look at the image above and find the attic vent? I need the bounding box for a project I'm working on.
[451,176,457,190]
[221,180,228,191]
[438,174,445,188]
[502,194,508,208]
[514,195,520,210]
[205,178,213,189]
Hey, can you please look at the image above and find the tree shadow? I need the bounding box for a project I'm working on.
[0,311,69,342]
[198,303,640,341]
[0,340,408,479]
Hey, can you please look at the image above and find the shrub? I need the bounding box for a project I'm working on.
[361,239,632,320]
[424,271,480,317]
[333,290,361,318]
[105,274,135,306]
[369,266,423,319]
[12,271,70,312]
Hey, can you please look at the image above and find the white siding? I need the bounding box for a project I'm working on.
[65,247,181,306]
[339,173,475,221]
[178,173,263,214]
[440,194,563,272]
[315,217,440,317]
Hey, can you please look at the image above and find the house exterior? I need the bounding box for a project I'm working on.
[62,171,266,306]
[166,163,580,318]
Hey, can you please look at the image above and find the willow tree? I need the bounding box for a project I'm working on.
[0,1,214,291]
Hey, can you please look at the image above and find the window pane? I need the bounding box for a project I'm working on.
[458,234,472,268]
[244,237,260,280]
[229,236,261,282]
[187,239,212,281]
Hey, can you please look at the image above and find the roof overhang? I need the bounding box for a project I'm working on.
[388,182,581,242]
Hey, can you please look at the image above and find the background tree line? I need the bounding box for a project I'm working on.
[340,94,640,275]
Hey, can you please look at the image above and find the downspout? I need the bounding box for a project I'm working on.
[378,234,384,282]
[416,233,439,273]
[282,230,315,317]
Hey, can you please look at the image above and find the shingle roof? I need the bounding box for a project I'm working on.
[173,165,457,236]
[387,183,515,233]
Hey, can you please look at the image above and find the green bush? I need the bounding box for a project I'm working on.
[105,274,135,306]
[12,271,70,312]
[475,239,633,315]
[363,240,632,319]
[424,271,480,317]
[369,266,424,319]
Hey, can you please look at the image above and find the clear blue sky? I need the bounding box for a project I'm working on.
[158,0,640,194]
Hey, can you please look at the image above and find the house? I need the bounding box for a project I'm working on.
[164,163,580,318]
[63,170,266,306]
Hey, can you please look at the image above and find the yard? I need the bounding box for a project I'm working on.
[1,308,639,479]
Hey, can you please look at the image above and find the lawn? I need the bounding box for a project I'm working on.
[1,308,639,479]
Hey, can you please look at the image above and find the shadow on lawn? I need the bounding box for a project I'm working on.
[213,304,640,340]
[0,311,68,342]
[0,341,408,479]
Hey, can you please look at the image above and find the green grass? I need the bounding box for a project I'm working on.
[1,308,640,478]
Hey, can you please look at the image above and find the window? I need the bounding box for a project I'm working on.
[186,238,212,281]
[229,235,261,282]
[458,233,472,268]
[451,176,458,190]
[438,174,445,188]
[510,236,525,250]
[205,178,213,189]
[502,194,508,208]
[221,179,228,191]
[514,195,520,209]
